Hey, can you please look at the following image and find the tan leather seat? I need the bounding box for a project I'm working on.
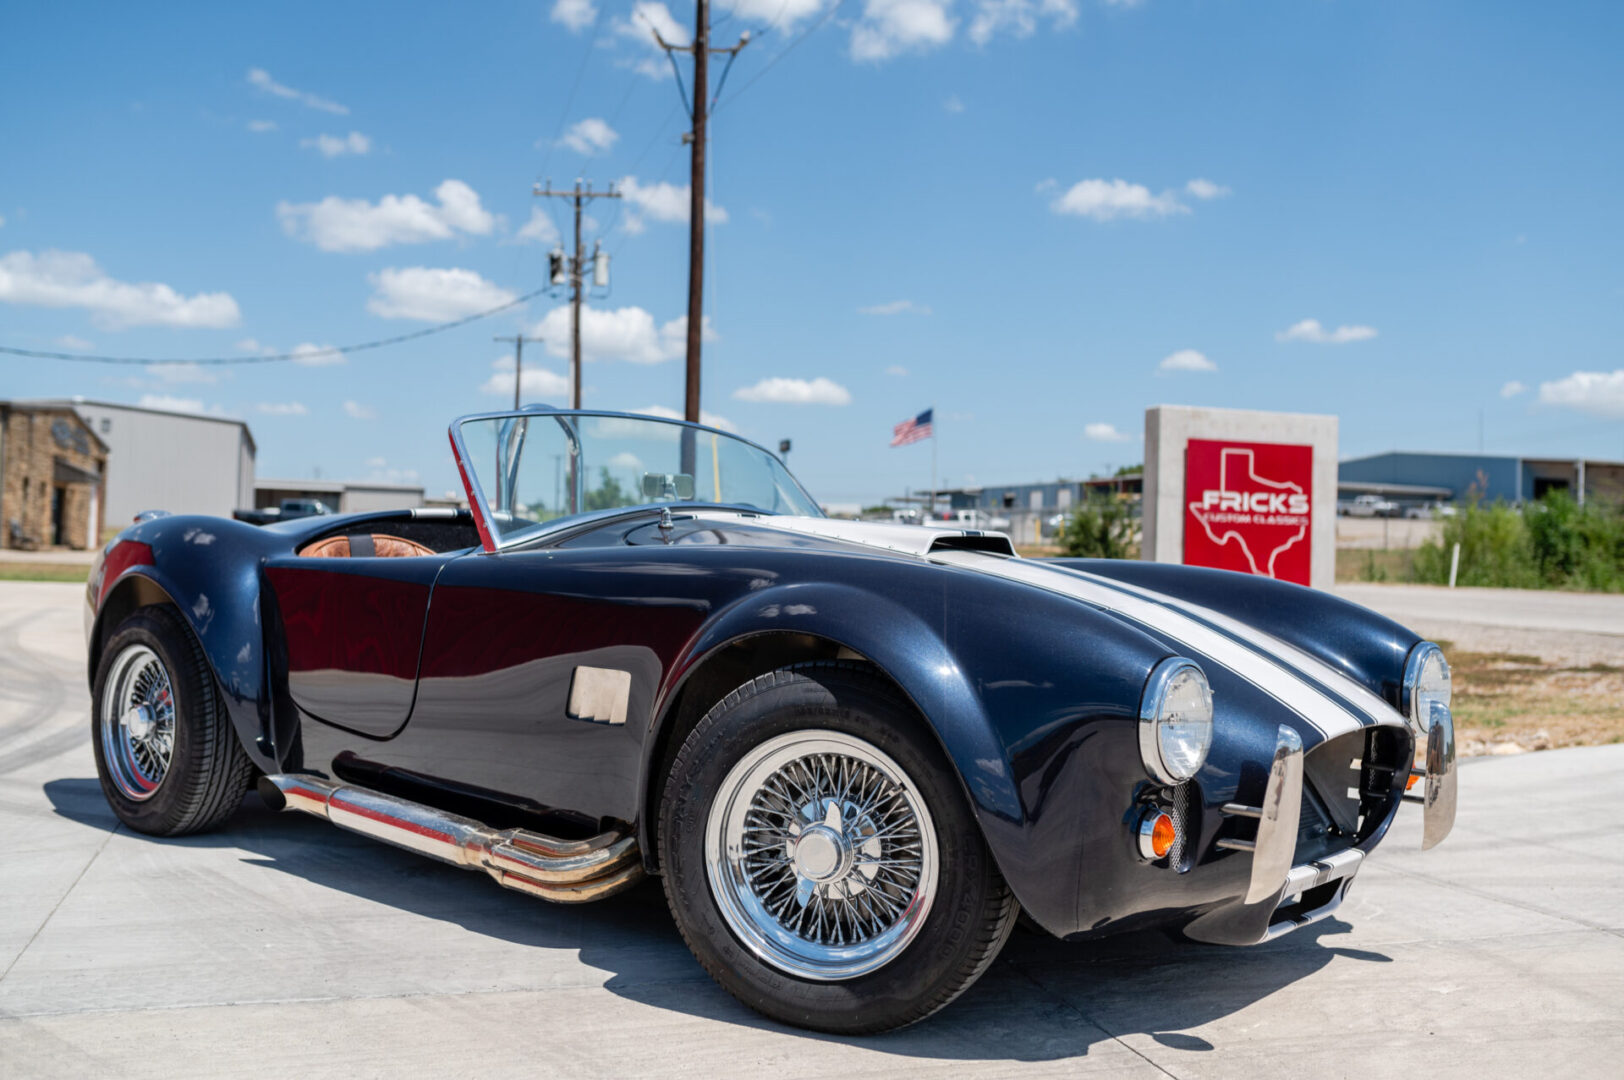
[299,533,436,558]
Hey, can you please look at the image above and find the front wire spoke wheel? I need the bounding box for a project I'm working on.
[706,730,939,981]
[98,643,176,802]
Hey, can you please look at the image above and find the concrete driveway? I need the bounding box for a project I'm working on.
[2,581,1621,1078]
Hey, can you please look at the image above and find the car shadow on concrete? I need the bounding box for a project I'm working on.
[46,777,1389,1062]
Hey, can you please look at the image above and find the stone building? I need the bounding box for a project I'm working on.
[0,401,109,550]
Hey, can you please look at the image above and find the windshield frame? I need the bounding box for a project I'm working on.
[448,406,823,552]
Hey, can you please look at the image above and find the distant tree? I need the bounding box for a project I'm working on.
[1060,493,1138,559]
[583,467,630,512]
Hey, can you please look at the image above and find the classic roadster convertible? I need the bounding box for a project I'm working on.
[85,408,1456,1033]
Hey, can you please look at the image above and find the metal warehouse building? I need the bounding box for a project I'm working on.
[1338,451,1624,505]
[253,478,426,514]
[52,399,257,526]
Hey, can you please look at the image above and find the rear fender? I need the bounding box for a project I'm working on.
[89,520,277,772]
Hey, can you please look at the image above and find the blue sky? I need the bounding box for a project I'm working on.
[3,0,1622,506]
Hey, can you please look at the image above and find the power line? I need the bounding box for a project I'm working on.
[713,0,843,114]
[0,284,550,366]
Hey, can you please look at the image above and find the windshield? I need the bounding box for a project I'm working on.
[454,410,822,547]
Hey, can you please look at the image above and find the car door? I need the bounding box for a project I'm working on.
[264,551,447,738]
[359,544,713,826]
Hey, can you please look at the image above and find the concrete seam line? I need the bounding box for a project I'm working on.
[1373,862,1624,938]
[1004,960,1187,1080]
[0,822,121,984]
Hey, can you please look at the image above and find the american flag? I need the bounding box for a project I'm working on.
[890,408,934,447]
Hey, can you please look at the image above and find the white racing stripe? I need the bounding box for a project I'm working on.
[928,550,1368,740]
[1076,570,1407,730]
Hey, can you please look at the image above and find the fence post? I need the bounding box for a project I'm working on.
[1448,542,1461,588]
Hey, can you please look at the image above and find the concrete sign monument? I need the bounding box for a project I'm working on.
[1144,406,1338,591]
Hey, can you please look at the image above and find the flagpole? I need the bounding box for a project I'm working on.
[930,404,938,520]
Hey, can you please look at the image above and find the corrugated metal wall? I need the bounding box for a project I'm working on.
[72,403,256,524]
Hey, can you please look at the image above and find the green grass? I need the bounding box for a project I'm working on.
[0,562,91,583]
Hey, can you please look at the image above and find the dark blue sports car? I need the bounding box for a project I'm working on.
[84,407,1457,1033]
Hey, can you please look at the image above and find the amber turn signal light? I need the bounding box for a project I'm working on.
[1137,808,1178,861]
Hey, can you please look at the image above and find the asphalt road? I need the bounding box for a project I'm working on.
[2,580,1621,1078]
[1335,582,1624,637]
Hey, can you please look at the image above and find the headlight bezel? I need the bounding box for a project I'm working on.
[1138,657,1214,785]
[1402,641,1452,736]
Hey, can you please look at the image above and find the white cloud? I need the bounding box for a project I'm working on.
[636,404,737,432]
[858,299,931,315]
[605,451,645,471]
[551,0,597,31]
[968,0,1077,47]
[343,400,376,420]
[1159,348,1217,373]
[1084,422,1129,442]
[613,2,689,77]
[514,208,561,246]
[530,304,711,364]
[367,267,517,322]
[256,401,308,416]
[0,214,6,227]
[0,249,240,328]
[147,363,218,384]
[886,364,909,376]
[1184,178,1230,200]
[1275,318,1378,345]
[851,0,956,62]
[732,376,853,405]
[247,119,277,133]
[559,117,619,155]
[246,68,348,115]
[617,175,727,230]
[366,456,388,468]
[55,334,92,350]
[1500,380,1527,399]
[1538,370,1624,419]
[481,354,573,400]
[301,131,371,158]
[291,342,344,367]
[944,95,965,113]
[139,394,205,414]
[276,179,495,252]
[1048,178,1188,221]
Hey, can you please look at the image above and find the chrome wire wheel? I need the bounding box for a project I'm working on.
[705,729,939,981]
[98,644,176,802]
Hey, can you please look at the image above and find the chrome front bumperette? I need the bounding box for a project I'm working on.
[1184,714,1455,947]
[258,774,644,903]
[1404,710,1457,851]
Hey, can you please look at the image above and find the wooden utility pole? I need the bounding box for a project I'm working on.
[533,180,620,409]
[492,334,543,409]
[654,8,750,424]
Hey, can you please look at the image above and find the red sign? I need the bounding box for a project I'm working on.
[1183,438,1313,585]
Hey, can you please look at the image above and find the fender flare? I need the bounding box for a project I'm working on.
[637,580,1025,869]
[91,556,274,773]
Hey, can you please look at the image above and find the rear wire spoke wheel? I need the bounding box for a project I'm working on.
[659,662,1019,1034]
[91,605,254,836]
[99,644,176,801]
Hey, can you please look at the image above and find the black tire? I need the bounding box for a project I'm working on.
[91,605,254,836]
[658,661,1018,1034]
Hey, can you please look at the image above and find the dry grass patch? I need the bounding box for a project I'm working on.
[1438,639,1624,755]
[0,562,90,583]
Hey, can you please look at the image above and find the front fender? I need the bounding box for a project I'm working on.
[642,568,1171,936]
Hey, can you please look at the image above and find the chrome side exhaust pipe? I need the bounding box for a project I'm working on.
[258,773,644,903]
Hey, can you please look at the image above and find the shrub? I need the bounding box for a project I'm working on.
[1411,492,1624,591]
[1060,495,1138,559]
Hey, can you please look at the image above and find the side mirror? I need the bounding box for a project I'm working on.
[641,473,695,500]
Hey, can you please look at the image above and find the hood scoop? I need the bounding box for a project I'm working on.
[689,512,1015,558]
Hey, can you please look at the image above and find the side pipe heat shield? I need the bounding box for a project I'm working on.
[259,773,643,903]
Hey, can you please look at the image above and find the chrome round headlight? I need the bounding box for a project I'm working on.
[1403,642,1451,734]
[1139,658,1214,785]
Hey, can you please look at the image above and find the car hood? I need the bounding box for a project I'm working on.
[691,512,1409,745]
